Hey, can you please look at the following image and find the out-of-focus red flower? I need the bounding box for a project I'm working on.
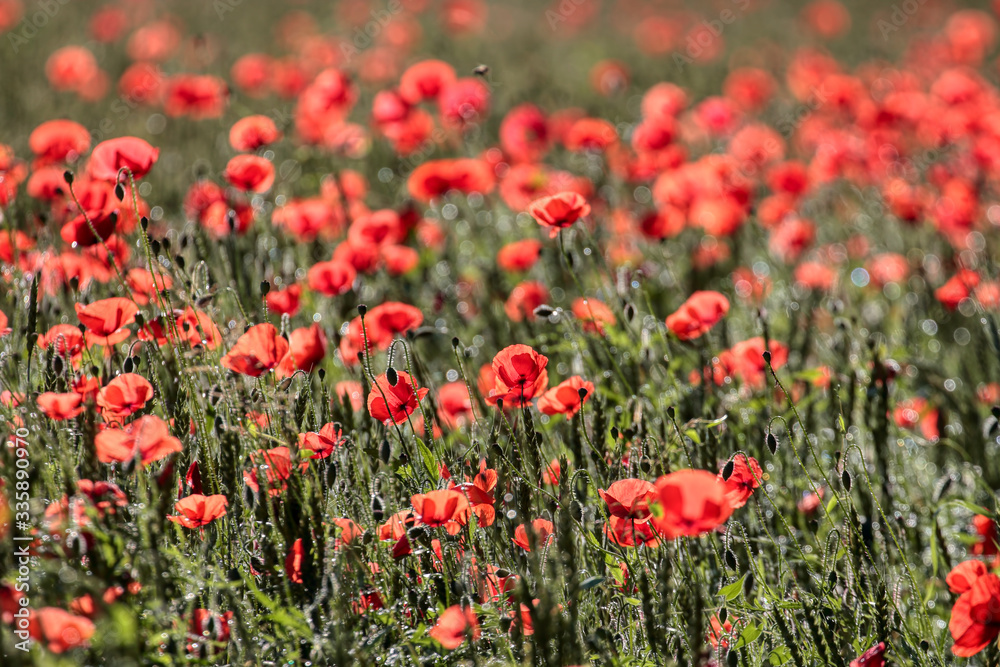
[229,115,282,152]
[407,158,495,202]
[849,642,886,667]
[500,104,549,163]
[950,572,1000,656]
[29,119,90,166]
[221,323,289,377]
[298,422,345,459]
[275,323,327,378]
[948,561,989,595]
[265,284,301,316]
[649,469,733,539]
[600,479,655,520]
[512,519,554,551]
[244,446,307,496]
[666,291,730,341]
[497,239,542,272]
[164,74,229,119]
[33,607,94,654]
[37,392,84,421]
[95,415,182,466]
[88,137,159,181]
[224,155,274,193]
[572,298,616,335]
[528,191,590,237]
[399,60,456,104]
[307,259,356,297]
[504,281,549,322]
[429,604,480,650]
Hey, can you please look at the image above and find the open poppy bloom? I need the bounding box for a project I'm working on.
[275,323,327,378]
[849,642,886,667]
[88,136,159,181]
[429,604,480,650]
[75,297,138,338]
[950,572,1000,656]
[649,469,734,539]
[96,373,154,419]
[33,607,95,653]
[243,446,308,496]
[572,297,616,335]
[297,422,345,459]
[221,323,289,377]
[307,259,357,297]
[37,392,85,420]
[665,291,730,341]
[527,191,591,237]
[167,494,228,529]
[490,344,549,407]
[538,376,594,417]
[718,454,762,509]
[411,489,471,535]
[512,519,555,551]
[599,479,655,520]
[94,415,182,466]
[452,461,497,527]
[224,154,275,193]
[366,370,429,425]
[605,515,661,548]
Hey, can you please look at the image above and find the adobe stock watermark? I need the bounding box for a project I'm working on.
[673,0,751,69]
[546,0,588,31]
[340,0,414,63]
[877,0,928,40]
[7,0,72,54]
[8,427,35,653]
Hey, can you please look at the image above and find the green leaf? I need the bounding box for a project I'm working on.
[734,623,762,649]
[769,646,791,665]
[945,499,993,517]
[718,575,746,601]
[416,438,438,481]
[623,597,641,606]
[581,576,605,590]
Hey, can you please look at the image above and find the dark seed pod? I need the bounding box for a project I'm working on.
[725,550,737,570]
[357,304,367,316]
[624,303,636,322]
[532,304,555,318]
[842,469,852,491]
[666,406,675,419]
[386,367,398,386]
[175,255,185,270]
[495,397,504,410]
[743,572,754,596]
[639,456,651,474]
[762,350,771,364]
[52,355,64,375]
[451,337,460,348]
[722,459,735,481]
[141,217,149,232]
[379,439,391,463]
[135,313,145,328]
[371,495,384,521]
[318,368,326,381]
[114,183,125,201]
[261,281,270,296]
[610,426,619,439]
[727,650,739,667]
[827,571,837,588]
[578,387,589,400]
[63,170,74,185]
[123,357,134,373]
[993,406,1000,420]
[718,607,727,623]
[570,500,583,522]
[766,432,778,454]
[70,276,80,292]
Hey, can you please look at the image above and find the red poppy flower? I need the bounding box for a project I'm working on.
[229,115,282,152]
[29,119,90,166]
[497,239,542,272]
[666,291,730,341]
[265,284,301,316]
[950,572,1000,656]
[167,494,228,529]
[512,519,554,551]
[186,609,232,655]
[298,422,345,459]
[572,298,616,335]
[307,259,356,297]
[453,462,497,527]
[605,515,661,548]
[718,455,762,509]
[221,323,289,377]
[37,324,85,363]
[275,323,327,378]
[490,344,549,407]
[399,59,456,104]
[599,479,655,520]
[75,297,137,338]
[94,415,182,466]
[37,392,85,421]
[407,158,495,202]
[411,489,471,535]
[437,382,474,430]
[365,302,424,347]
[500,104,550,163]
[125,268,172,305]
[527,191,591,237]
[429,605,480,650]
[224,154,275,193]
[650,469,734,539]
[504,281,549,322]
[97,373,154,419]
[285,538,305,583]
[538,376,594,417]
[849,642,886,667]
[948,561,989,594]
[367,370,429,425]
[163,74,229,119]
[88,137,159,181]
[34,607,94,654]
[243,446,308,496]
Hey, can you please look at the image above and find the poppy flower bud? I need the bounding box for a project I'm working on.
[719,607,728,623]
[123,357,134,373]
[766,433,778,454]
[140,216,148,232]
[762,350,772,364]
[114,183,125,201]
[578,387,588,400]
[841,469,852,491]
[175,255,185,270]
[725,550,737,570]
[727,650,739,667]
[379,439,391,463]
[451,337,460,348]
[63,170,74,185]
[386,367,398,386]
[533,304,555,318]
[357,304,367,316]
[261,281,270,296]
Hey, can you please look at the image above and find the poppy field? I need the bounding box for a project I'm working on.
[5,0,1000,664]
